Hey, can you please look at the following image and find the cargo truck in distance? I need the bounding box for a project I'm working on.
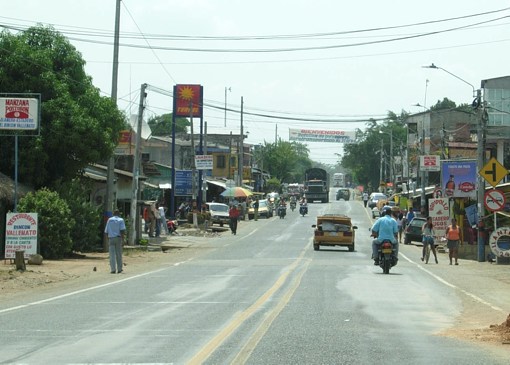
[304,168,329,203]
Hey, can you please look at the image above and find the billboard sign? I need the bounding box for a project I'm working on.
[174,84,202,117]
[195,155,213,170]
[441,160,477,198]
[4,212,38,259]
[175,170,192,196]
[428,198,450,238]
[289,128,355,143]
[0,97,39,130]
[420,155,440,171]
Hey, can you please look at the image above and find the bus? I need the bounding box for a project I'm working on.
[332,173,345,187]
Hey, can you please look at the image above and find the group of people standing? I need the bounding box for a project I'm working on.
[143,202,169,238]
[420,216,461,265]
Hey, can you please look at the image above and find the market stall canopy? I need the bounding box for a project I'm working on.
[220,187,253,198]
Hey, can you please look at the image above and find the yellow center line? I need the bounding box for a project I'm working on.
[186,246,309,365]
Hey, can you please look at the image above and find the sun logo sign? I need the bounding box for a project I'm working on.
[174,84,202,117]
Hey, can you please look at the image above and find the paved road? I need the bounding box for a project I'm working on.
[0,193,509,364]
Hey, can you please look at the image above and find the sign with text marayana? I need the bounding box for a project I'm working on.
[0,98,39,130]
[5,213,38,259]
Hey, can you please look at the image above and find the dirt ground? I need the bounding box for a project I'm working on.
[1,228,509,349]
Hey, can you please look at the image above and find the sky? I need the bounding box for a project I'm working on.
[2,0,510,164]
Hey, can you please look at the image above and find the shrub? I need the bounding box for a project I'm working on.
[17,188,74,259]
[55,178,102,252]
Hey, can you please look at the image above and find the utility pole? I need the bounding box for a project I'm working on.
[103,0,121,252]
[238,97,244,186]
[476,89,486,262]
[128,83,147,246]
[379,139,383,191]
[189,100,198,227]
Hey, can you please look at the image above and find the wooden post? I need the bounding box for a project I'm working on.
[15,250,26,271]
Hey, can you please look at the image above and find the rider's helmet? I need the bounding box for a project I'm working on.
[382,206,392,216]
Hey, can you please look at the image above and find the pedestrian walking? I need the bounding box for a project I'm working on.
[104,209,126,274]
[397,211,404,243]
[253,198,259,221]
[445,218,461,265]
[229,205,240,235]
[421,217,438,264]
[158,204,168,235]
[362,192,369,208]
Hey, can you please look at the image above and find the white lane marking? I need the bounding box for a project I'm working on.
[0,266,184,314]
[399,252,505,313]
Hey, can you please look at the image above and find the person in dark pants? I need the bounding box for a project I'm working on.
[104,209,126,274]
[229,205,240,235]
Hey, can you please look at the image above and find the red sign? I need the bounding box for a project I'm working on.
[174,84,202,117]
[458,181,475,193]
[484,189,506,212]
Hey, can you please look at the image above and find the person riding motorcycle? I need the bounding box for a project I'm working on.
[371,207,398,265]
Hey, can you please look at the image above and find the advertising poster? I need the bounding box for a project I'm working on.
[0,97,39,130]
[5,212,38,259]
[174,84,202,117]
[441,161,477,198]
[428,198,450,238]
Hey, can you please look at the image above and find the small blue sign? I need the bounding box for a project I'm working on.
[175,170,192,196]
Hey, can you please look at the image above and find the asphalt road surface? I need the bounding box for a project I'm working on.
[0,191,508,364]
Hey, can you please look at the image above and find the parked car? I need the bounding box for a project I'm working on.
[368,193,387,208]
[336,188,350,201]
[206,202,230,227]
[404,217,427,244]
[248,199,273,219]
[311,214,358,251]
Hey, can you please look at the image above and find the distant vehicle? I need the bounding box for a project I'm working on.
[336,188,350,201]
[311,214,358,251]
[304,168,329,203]
[404,217,427,245]
[248,199,273,219]
[206,203,230,227]
[368,193,387,208]
[332,172,345,187]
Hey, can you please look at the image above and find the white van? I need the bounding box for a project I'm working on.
[206,202,230,226]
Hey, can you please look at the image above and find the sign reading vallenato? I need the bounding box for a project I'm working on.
[289,128,355,143]
[5,213,38,259]
[0,97,39,130]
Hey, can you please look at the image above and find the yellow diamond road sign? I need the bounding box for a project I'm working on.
[479,157,509,187]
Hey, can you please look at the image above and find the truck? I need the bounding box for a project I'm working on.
[304,168,329,203]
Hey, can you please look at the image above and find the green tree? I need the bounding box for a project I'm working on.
[261,140,312,183]
[17,188,74,259]
[0,26,126,188]
[148,113,189,136]
[341,112,408,191]
[54,178,102,252]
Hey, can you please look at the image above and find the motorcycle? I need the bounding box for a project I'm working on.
[278,205,287,219]
[167,219,178,234]
[377,239,397,274]
[290,201,296,211]
[299,204,308,217]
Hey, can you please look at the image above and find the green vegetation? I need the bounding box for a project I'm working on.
[0,26,126,189]
[17,189,74,260]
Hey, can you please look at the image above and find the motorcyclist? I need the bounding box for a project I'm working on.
[371,207,398,265]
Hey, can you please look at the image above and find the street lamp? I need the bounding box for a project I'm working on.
[422,63,485,262]
[412,102,430,214]
[224,87,231,127]
[422,63,476,98]
[379,130,393,193]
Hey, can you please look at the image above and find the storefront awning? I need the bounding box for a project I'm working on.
[207,180,227,189]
